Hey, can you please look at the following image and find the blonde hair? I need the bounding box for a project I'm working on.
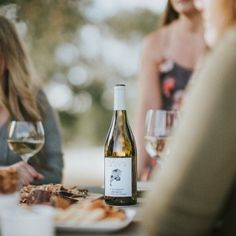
[0,16,42,121]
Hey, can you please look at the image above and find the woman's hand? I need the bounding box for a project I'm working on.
[11,161,44,185]
[140,159,158,181]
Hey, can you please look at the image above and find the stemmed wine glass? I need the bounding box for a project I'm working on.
[144,110,179,163]
[7,121,45,162]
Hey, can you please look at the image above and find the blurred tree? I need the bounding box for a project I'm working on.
[105,9,160,39]
[0,0,160,146]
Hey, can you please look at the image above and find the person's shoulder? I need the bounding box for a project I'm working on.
[220,25,236,48]
[37,89,58,121]
[37,89,47,102]
[143,26,170,51]
[210,25,236,61]
[37,89,52,109]
[142,25,172,61]
[200,25,236,88]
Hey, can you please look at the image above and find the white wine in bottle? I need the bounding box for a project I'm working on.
[104,84,137,205]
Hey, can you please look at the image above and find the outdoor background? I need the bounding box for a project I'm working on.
[0,0,166,186]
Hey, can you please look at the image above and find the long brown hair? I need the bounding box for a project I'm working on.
[161,0,179,26]
[0,16,42,121]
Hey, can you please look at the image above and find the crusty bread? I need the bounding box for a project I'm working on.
[55,199,126,224]
[20,184,88,209]
[0,167,18,194]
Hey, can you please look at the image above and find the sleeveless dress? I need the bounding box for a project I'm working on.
[159,59,193,110]
[144,59,194,177]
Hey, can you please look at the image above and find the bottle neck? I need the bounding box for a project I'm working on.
[114,86,126,110]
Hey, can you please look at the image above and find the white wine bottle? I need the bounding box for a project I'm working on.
[104,84,137,205]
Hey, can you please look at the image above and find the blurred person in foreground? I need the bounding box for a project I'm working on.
[136,0,205,180]
[142,0,236,235]
[0,16,63,185]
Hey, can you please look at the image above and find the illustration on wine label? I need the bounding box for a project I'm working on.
[105,158,132,197]
[110,169,121,186]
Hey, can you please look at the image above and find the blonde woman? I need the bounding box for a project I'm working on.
[0,16,63,185]
[136,0,205,180]
[142,0,236,235]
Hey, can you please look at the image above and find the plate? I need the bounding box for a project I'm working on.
[0,192,19,210]
[56,208,136,233]
[137,181,153,192]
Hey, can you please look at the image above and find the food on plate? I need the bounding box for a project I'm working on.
[55,199,127,224]
[24,189,73,209]
[20,184,88,209]
[0,167,18,194]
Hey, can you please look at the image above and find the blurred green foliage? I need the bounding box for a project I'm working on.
[0,0,160,147]
[105,10,159,39]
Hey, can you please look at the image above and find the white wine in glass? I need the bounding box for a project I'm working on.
[144,135,168,159]
[7,121,45,162]
[144,110,179,162]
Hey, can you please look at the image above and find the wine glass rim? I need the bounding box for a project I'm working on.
[10,120,43,124]
[146,109,179,114]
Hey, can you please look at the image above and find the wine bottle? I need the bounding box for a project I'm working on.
[104,84,137,205]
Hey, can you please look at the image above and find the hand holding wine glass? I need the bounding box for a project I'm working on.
[11,161,44,185]
[7,121,45,184]
[144,110,179,164]
[8,121,45,162]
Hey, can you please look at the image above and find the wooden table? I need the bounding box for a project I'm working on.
[56,186,142,236]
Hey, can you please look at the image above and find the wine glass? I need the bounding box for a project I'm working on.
[144,110,179,163]
[7,121,45,162]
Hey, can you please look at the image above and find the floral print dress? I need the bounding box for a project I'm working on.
[159,59,193,110]
[141,59,193,180]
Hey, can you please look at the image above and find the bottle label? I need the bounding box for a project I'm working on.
[105,157,132,197]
